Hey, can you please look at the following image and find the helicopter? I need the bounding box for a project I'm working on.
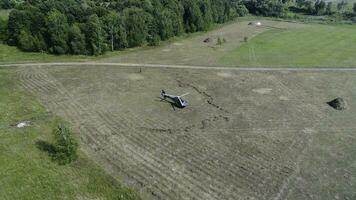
[160,90,189,109]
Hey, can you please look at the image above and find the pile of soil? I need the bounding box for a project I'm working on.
[203,38,212,43]
[327,98,347,110]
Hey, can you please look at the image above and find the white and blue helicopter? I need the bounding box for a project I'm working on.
[160,90,189,109]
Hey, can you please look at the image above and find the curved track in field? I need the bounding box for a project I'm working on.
[14,63,356,200]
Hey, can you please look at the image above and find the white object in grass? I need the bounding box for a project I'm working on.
[16,121,31,128]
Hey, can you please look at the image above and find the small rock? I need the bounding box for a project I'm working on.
[16,121,31,128]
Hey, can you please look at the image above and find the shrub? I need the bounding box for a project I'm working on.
[244,36,248,42]
[52,124,79,165]
[217,36,227,45]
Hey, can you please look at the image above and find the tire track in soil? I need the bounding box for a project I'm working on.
[98,111,256,199]
[17,66,333,200]
[171,77,300,198]
[17,66,234,200]
[17,67,189,199]
[267,75,326,200]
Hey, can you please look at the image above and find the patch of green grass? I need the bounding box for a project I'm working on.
[0,67,141,200]
[221,24,356,67]
[0,44,92,64]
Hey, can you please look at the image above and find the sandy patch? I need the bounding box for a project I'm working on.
[173,42,183,46]
[252,88,272,94]
[217,72,233,78]
[279,96,289,101]
[127,73,144,81]
[162,49,171,52]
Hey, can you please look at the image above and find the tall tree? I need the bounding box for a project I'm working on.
[314,0,326,15]
[84,14,106,55]
[123,7,151,47]
[337,1,348,13]
[18,30,41,51]
[46,10,69,55]
[68,24,86,55]
[182,0,204,32]
[102,11,127,51]
[326,2,333,15]
[0,18,7,43]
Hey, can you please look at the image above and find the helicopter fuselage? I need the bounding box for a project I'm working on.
[161,94,188,108]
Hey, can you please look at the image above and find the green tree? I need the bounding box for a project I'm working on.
[153,6,183,41]
[18,30,42,51]
[199,0,213,31]
[103,11,127,51]
[123,7,151,47]
[7,10,28,46]
[353,2,356,14]
[314,0,326,15]
[84,14,106,55]
[68,24,86,55]
[182,0,204,32]
[0,18,7,43]
[248,0,287,17]
[52,124,79,165]
[337,1,348,13]
[46,10,69,55]
[0,0,14,9]
[326,2,333,15]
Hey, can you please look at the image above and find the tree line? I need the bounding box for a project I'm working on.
[295,0,356,16]
[0,0,253,55]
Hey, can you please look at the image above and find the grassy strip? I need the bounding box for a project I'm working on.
[221,24,356,67]
[0,44,91,64]
[0,67,141,200]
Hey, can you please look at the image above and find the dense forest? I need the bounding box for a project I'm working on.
[1,0,353,56]
[0,0,254,55]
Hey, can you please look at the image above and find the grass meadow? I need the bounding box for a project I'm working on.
[221,24,356,67]
[0,44,91,64]
[0,67,141,200]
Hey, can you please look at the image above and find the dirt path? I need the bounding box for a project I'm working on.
[3,62,356,71]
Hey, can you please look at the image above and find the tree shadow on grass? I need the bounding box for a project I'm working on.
[35,140,56,157]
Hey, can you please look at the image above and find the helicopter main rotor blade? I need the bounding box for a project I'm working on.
[178,93,190,98]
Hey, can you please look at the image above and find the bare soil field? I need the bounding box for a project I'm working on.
[16,64,356,200]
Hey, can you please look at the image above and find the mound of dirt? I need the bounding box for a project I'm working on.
[327,98,347,110]
[203,38,212,43]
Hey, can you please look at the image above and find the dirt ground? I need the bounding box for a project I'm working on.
[16,65,356,200]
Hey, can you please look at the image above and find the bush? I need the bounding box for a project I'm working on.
[217,36,227,45]
[52,124,79,165]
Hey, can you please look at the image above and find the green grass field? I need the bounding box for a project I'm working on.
[221,24,356,67]
[0,44,91,64]
[0,67,141,200]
